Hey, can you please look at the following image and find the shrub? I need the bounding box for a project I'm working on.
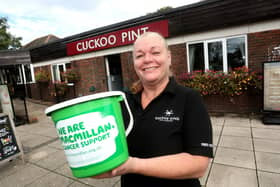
[178,66,262,97]
[35,69,50,83]
[62,69,80,83]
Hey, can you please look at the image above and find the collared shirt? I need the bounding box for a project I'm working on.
[121,78,213,187]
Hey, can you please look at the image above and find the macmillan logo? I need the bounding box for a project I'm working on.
[154,109,180,123]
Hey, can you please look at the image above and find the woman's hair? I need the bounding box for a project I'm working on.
[130,32,171,94]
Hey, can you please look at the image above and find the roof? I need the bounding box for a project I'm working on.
[0,49,31,66]
[22,34,60,50]
[30,0,280,63]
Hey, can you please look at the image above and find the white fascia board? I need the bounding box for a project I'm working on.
[33,19,280,68]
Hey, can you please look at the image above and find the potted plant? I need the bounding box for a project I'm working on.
[62,69,80,83]
[35,69,50,83]
[54,81,69,96]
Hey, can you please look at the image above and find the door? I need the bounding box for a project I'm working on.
[105,54,124,91]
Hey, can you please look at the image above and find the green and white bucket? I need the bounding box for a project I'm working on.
[45,91,133,178]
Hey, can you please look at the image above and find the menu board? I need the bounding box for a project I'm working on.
[263,61,280,111]
[0,114,21,161]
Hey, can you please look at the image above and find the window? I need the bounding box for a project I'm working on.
[187,36,247,72]
[52,63,71,82]
[188,43,205,71]
[22,64,34,83]
[227,37,246,71]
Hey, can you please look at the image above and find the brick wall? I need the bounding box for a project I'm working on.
[169,43,188,77]
[120,52,138,90]
[75,56,108,96]
[248,29,280,72]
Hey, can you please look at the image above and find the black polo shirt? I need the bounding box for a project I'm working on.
[121,78,213,187]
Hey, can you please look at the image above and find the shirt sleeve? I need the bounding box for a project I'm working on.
[182,89,213,158]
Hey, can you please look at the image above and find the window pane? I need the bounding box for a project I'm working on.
[66,63,72,69]
[208,41,223,71]
[58,64,65,82]
[189,43,205,71]
[52,65,59,81]
[227,37,245,71]
[24,64,33,82]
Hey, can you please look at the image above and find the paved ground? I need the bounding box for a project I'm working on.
[1,99,280,187]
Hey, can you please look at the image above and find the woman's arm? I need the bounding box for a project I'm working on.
[93,153,210,179]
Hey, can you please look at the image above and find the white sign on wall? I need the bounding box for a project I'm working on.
[263,62,280,111]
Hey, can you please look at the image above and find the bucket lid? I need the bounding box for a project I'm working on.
[45,91,124,116]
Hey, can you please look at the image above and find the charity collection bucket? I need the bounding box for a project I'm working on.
[45,91,133,178]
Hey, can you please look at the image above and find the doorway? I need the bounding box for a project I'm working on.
[105,54,124,91]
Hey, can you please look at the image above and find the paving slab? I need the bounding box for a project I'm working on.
[219,136,253,151]
[0,163,50,187]
[210,117,224,126]
[214,147,255,169]
[55,163,121,187]
[25,146,60,163]
[25,172,74,187]
[252,128,280,140]
[35,149,68,171]
[222,126,251,137]
[47,139,64,150]
[255,151,280,173]
[207,163,258,187]
[254,138,280,154]
[55,163,75,179]
[0,159,26,180]
[212,125,223,136]
[224,118,250,127]
[21,134,54,150]
[213,135,220,146]
[258,171,280,187]
[55,162,122,187]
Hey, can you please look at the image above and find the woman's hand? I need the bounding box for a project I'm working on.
[91,156,137,179]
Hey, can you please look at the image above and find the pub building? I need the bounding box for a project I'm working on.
[23,0,280,113]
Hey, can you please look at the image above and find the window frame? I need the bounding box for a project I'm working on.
[51,62,71,82]
[21,64,35,84]
[186,35,248,73]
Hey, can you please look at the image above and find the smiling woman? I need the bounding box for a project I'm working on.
[92,32,213,187]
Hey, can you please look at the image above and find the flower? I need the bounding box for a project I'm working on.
[62,69,80,83]
[35,70,50,83]
[178,66,262,97]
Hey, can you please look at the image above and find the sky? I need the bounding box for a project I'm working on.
[0,0,202,46]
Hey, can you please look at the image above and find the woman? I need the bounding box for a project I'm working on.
[95,32,213,187]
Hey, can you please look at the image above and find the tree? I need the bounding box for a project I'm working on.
[146,6,173,15]
[0,17,22,50]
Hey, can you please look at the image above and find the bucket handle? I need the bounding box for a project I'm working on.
[119,92,133,136]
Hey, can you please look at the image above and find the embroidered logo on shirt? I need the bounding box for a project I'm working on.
[154,109,180,123]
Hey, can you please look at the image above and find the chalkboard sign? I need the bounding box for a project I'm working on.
[0,114,22,162]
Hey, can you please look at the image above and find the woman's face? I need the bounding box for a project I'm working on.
[133,34,171,86]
